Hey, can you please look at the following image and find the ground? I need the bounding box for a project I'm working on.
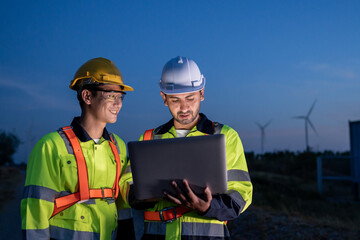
[228,206,360,240]
[3,164,360,240]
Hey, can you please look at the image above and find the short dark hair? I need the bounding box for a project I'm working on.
[77,85,100,108]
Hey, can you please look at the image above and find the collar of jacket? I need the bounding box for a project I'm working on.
[70,117,112,142]
[154,113,214,135]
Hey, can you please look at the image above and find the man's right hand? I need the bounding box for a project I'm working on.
[163,179,212,214]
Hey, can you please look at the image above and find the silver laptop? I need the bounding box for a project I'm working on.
[128,134,227,201]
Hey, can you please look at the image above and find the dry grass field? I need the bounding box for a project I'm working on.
[227,152,360,240]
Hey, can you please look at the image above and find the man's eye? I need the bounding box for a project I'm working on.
[106,94,116,100]
[187,98,194,101]
[115,95,123,100]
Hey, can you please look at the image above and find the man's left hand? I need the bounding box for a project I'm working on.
[163,179,212,214]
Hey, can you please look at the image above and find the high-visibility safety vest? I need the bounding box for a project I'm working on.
[52,126,121,217]
[121,113,253,240]
[21,121,130,240]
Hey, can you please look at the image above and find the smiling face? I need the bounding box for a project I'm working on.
[161,89,204,130]
[82,84,124,125]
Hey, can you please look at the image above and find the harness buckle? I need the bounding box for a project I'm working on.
[159,207,177,223]
[101,187,115,201]
[112,189,115,199]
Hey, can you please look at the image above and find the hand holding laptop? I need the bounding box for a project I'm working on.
[163,179,212,214]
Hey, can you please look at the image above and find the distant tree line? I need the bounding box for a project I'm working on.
[0,130,21,166]
[245,150,351,179]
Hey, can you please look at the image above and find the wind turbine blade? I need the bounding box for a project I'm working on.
[307,119,318,135]
[264,120,272,128]
[293,116,306,119]
[307,99,317,117]
[255,121,262,128]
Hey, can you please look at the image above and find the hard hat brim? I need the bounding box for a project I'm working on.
[70,77,134,91]
[159,80,205,95]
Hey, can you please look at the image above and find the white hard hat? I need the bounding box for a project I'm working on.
[159,56,205,94]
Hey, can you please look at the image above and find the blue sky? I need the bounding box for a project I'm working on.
[1,0,360,163]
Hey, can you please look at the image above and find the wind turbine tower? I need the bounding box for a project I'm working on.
[293,100,318,151]
[255,120,272,155]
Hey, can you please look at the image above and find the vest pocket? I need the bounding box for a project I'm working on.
[50,204,91,231]
[59,155,78,192]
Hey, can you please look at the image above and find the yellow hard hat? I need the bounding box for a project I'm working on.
[69,57,134,91]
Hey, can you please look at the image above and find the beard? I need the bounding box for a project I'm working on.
[174,110,199,126]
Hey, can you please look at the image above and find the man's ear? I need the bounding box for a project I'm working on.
[160,91,168,106]
[200,88,205,102]
[81,89,92,105]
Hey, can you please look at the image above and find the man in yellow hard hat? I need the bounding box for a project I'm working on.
[21,57,135,239]
[121,56,253,239]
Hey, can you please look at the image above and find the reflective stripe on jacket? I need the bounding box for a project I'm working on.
[121,113,253,240]
[21,118,129,240]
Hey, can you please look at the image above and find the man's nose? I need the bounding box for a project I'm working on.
[179,101,188,111]
[113,98,123,106]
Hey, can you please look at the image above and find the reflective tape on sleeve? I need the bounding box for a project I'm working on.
[23,185,59,202]
[227,169,251,182]
[227,190,246,211]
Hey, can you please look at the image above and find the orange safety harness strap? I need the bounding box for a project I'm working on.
[63,126,90,201]
[144,206,190,223]
[51,126,121,217]
[143,129,154,141]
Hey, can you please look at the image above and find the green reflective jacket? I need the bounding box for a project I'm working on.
[21,119,129,240]
[120,114,253,240]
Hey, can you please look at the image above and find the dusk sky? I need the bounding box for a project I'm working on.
[1,1,360,164]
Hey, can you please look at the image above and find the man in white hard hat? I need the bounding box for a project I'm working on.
[21,57,135,239]
[121,56,253,239]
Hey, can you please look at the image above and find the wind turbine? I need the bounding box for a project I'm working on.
[293,100,318,151]
[255,120,272,155]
